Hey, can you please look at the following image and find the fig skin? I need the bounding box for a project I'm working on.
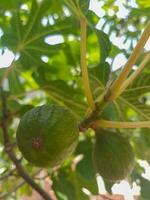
[93,129,135,181]
[16,104,79,167]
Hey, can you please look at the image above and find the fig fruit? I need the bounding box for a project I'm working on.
[93,129,135,181]
[16,104,79,167]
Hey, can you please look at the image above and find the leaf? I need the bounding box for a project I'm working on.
[8,69,24,95]
[131,168,150,200]
[93,71,150,121]
[137,0,150,8]
[95,30,111,64]
[132,129,150,163]
[8,102,34,117]
[1,0,77,69]
[17,183,32,196]
[78,0,90,15]
[100,103,118,120]
[89,62,110,85]
[0,0,21,10]
[75,136,96,180]
[130,8,150,17]
[52,170,75,200]
[117,73,150,120]
[52,167,98,200]
[89,73,104,100]
[32,64,87,119]
[44,81,87,119]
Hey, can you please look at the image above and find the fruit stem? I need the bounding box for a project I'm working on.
[93,119,150,129]
[80,17,95,110]
[0,86,52,200]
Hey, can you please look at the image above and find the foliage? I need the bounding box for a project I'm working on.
[0,0,150,199]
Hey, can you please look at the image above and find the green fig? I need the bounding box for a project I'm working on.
[93,129,135,181]
[16,104,79,167]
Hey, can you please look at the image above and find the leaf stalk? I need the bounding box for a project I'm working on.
[93,119,150,129]
[80,17,95,110]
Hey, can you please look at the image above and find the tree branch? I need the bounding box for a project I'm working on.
[0,86,52,200]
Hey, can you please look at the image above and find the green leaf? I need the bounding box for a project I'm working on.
[44,81,87,119]
[0,0,21,10]
[137,0,150,8]
[8,69,24,95]
[118,73,150,120]
[52,167,98,200]
[75,136,96,180]
[79,0,90,15]
[132,129,150,163]
[52,170,75,200]
[95,30,111,64]
[131,168,150,200]
[93,71,150,121]
[130,8,150,17]
[17,183,32,196]
[1,0,77,69]
[32,69,87,119]
[89,62,110,85]
[101,103,118,120]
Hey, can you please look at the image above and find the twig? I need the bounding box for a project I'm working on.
[80,17,95,110]
[107,19,150,101]
[0,86,52,200]
[117,51,150,96]
[93,119,150,129]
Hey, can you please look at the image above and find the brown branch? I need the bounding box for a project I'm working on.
[0,86,52,200]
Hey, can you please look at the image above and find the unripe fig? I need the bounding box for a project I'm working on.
[93,129,135,181]
[16,104,79,167]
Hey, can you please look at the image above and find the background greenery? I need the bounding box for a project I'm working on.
[0,0,150,199]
